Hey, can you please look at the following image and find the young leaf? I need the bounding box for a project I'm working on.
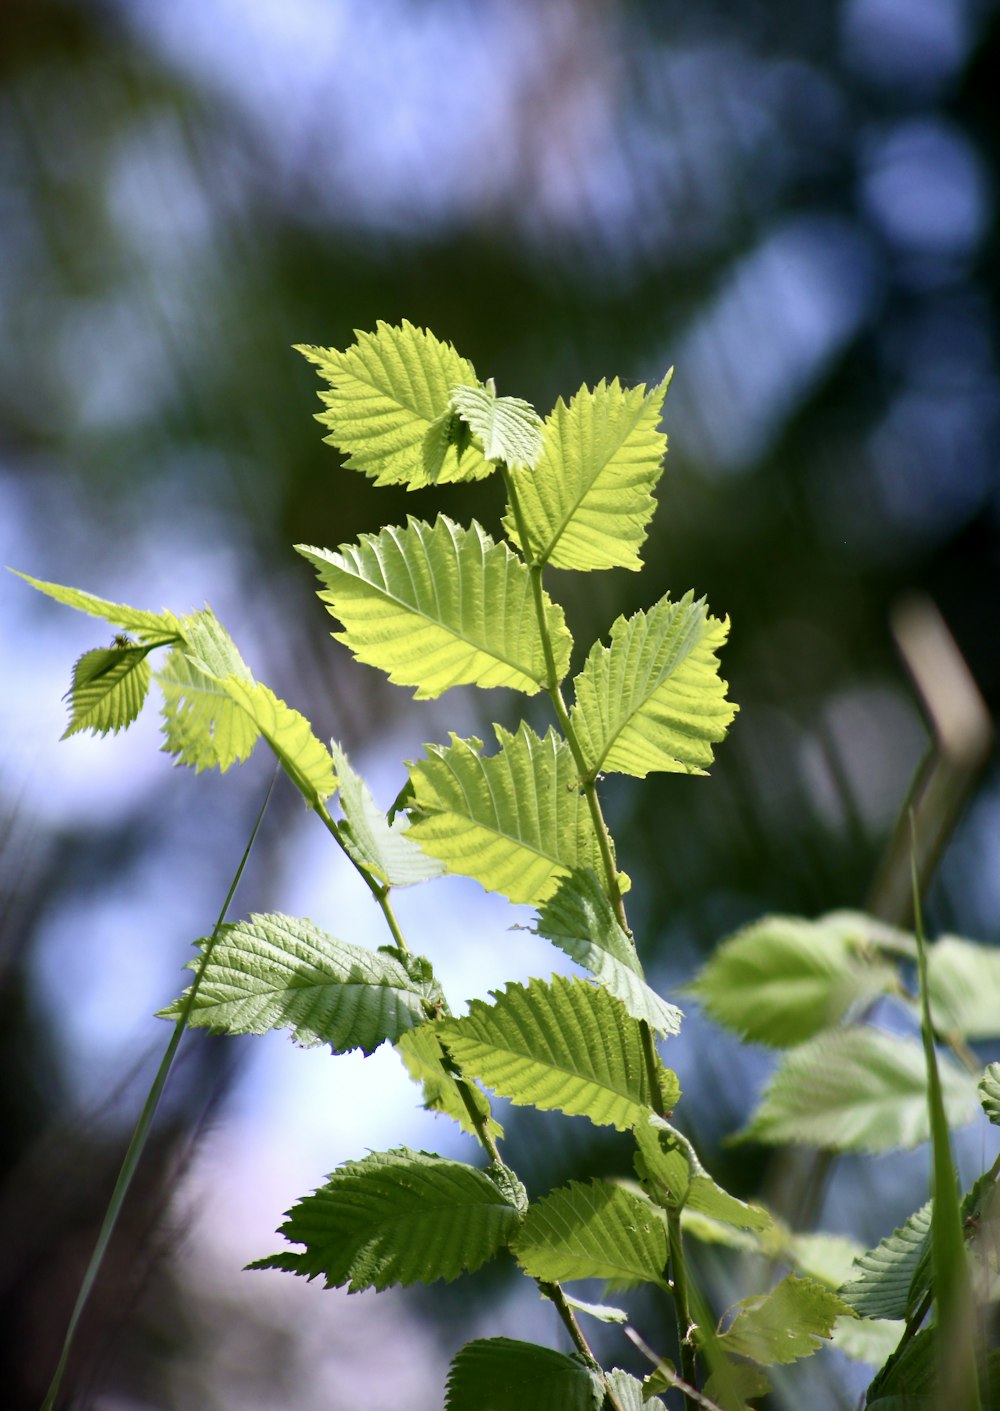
[634,1114,772,1233]
[560,1294,629,1325]
[837,1202,932,1320]
[296,322,492,488]
[513,1179,670,1289]
[829,1315,906,1368]
[13,571,183,642]
[395,1021,504,1141]
[449,382,544,470]
[604,1369,666,1411]
[445,1339,603,1411]
[330,743,444,887]
[502,376,671,572]
[62,644,152,738]
[298,516,571,699]
[250,1148,523,1290]
[216,677,337,806]
[734,1027,980,1153]
[157,610,260,773]
[405,724,606,906]
[569,591,736,780]
[438,974,679,1131]
[926,934,1000,1039]
[980,1062,1000,1125]
[686,912,900,1049]
[718,1273,853,1366]
[533,869,682,1036]
[158,912,433,1055]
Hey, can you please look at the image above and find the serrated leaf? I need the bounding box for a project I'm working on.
[829,1202,930,1320]
[513,1179,669,1289]
[687,913,900,1049]
[719,1273,853,1366]
[296,322,492,488]
[406,724,606,906]
[926,935,1000,1039]
[604,1368,666,1410]
[445,1339,602,1411]
[570,591,736,779]
[703,1362,771,1411]
[533,869,682,1035]
[158,912,432,1055]
[450,382,543,470]
[634,1115,772,1232]
[502,376,671,572]
[980,1063,1000,1125]
[251,1148,522,1290]
[330,743,444,886]
[157,610,260,773]
[218,677,336,805]
[13,570,183,642]
[62,643,152,738]
[395,1021,504,1141]
[735,1027,980,1154]
[298,516,571,700]
[438,974,678,1131]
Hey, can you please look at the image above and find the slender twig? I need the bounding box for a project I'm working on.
[539,1284,629,1411]
[667,1208,700,1410]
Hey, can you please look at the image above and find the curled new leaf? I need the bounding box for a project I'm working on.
[62,643,152,739]
[331,743,444,887]
[157,610,259,774]
[449,382,543,470]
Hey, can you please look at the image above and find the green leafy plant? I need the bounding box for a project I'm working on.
[20,321,999,1409]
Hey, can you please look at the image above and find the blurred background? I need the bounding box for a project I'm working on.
[1,0,998,1406]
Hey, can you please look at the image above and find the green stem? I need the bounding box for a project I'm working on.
[41,770,277,1411]
[667,1209,699,1411]
[539,1284,628,1411]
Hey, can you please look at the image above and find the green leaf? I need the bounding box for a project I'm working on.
[703,1362,771,1411]
[62,643,152,738]
[450,382,544,470]
[445,1339,602,1411]
[634,1115,772,1232]
[296,322,492,488]
[604,1368,666,1410]
[157,610,260,773]
[502,375,671,572]
[837,1203,932,1320]
[251,1148,522,1290]
[980,1062,1000,1125]
[926,935,1000,1039]
[735,1026,980,1153]
[569,591,736,779]
[533,869,682,1036]
[158,912,433,1055]
[395,1021,504,1141]
[687,912,900,1049]
[405,724,606,906]
[513,1179,669,1289]
[13,571,183,642]
[830,1315,905,1367]
[298,516,571,699]
[560,1294,628,1325]
[438,974,678,1131]
[718,1273,853,1367]
[216,677,337,806]
[330,743,444,887]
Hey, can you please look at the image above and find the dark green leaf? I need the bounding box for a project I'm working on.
[445,1338,602,1411]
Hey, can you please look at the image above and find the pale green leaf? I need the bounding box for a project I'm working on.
[980,1063,1000,1125]
[62,643,152,738]
[785,1232,865,1289]
[569,591,736,779]
[634,1115,772,1232]
[604,1368,666,1410]
[331,743,444,886]
[405,724,606,906]
[830,1315,905,1366]
[449,382,543,470]
[13,570,183,642]
[838,1203,933,1319]
[157,610,259,773]
[251,1148,522,1290]
[296,322,491,488]
[687,912,900,1049]
[560,1294,628,1325]
[298,516,570,699]
[395,1021,504,1141]
[533,869,682,1036]
[926,935,1000,1039]
[445,1339,602,1411]
[438,974,678,1131]
[502,376,671,572]
[735,1027,980,1153]
[513,1179,669,1289]
[719,1273,853,1366]
[158,912,432,1055]
[217,677,336,806]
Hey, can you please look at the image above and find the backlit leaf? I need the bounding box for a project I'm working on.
[298,516,571,699]
[718,1273,853,1366]
[395,1021,504,1141]
[926,935,1000,1039]
[513,1179,669,1289]
[634,1115,772,1232]
[450,382,543,470]
[570,591,736,779]
[157,610,259,773]
[445,1339,602,1411]
[331,743,444,886]
[62,644,152,738]
[838,1203,932,1320]
[297,322,491,488]
[217,677,336,806]
[980,1063,1000,1126]
[13,571,183,642]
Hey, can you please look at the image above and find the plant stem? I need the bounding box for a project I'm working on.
[314,800,410,954]
[667,1208,699,1410]
[539,1284,628,1411]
